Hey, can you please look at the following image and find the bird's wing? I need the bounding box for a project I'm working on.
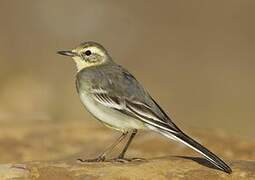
[91,90,179,134]
[88,66,181,134]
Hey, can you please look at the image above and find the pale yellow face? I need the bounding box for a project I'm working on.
[58,42,111,71]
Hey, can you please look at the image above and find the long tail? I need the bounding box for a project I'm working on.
[162,131,232,174]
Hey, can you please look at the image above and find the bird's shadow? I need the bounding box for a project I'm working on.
[150,155,219,171]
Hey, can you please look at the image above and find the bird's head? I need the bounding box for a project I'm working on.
[58,41,111,71]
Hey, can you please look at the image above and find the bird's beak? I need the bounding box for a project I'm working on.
[57,50,77,57]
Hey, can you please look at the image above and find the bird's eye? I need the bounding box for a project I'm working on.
[84,50,92,56]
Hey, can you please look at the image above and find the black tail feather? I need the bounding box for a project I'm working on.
[164,131,232,174]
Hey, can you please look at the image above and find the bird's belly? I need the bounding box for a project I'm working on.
[79,92,145,132]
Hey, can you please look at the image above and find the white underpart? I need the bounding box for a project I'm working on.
[79,92,146,131]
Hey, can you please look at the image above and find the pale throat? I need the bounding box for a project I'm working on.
[72,56,107,72]
[73,57,90,72]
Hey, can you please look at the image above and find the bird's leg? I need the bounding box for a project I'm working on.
[112,129,146,163]
[110,129,142,162]
[118,129,137,159]
[78,132,128,162]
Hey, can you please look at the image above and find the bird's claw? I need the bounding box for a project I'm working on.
[110,157,146,163]
[77,155,106,162]
[77,156,146,163]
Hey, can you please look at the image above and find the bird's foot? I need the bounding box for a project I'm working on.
[77,155,106,163]
[110,157,146,163]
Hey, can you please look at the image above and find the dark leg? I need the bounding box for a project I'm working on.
[112,129,146,162]
[118,129,137,159]
[78,132,128,162]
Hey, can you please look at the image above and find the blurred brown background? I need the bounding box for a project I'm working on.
[0,0,254,140]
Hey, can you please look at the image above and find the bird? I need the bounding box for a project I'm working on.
[57,41,232,174]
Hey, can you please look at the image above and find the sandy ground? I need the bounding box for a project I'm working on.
[0,120,254,179]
